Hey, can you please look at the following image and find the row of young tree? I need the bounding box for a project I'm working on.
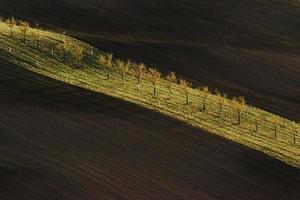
[1,17,299,145]
[1,17,86,65]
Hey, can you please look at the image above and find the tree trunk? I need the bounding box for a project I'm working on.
[185,92,189,105]
[202,99,206,110]
[237,111,241,125]
[137,83,140,92]
[63,51,66,63]
[218,105,222,118]
[137,77,141,92]
[153,83,156,94]
[121,73,124,85]
[255,121,259,132]
[107,72,110,79]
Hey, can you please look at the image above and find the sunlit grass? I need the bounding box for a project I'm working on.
[0,21,299,168]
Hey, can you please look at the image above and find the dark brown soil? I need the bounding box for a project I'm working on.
[0,59,299,199]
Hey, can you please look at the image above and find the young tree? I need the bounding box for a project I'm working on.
[270,116,280,140]
[48,42,56,56]
[232,96,246,125]
[31,29,41,49]
[252,110,262,132]
[200,86,209,111]
[5,17,16,38]
[19,21,30,43]
[72,44,85,67]
[134,63,146,92]
[291,122,299,145]
[57,39,71,63]
[180,79,192,105]
[166,71,177,95]
[98,53,113,79]
[216,91,227,118]
[116,59,130,85]
[35,54,40,67]
[149,68,161,95]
